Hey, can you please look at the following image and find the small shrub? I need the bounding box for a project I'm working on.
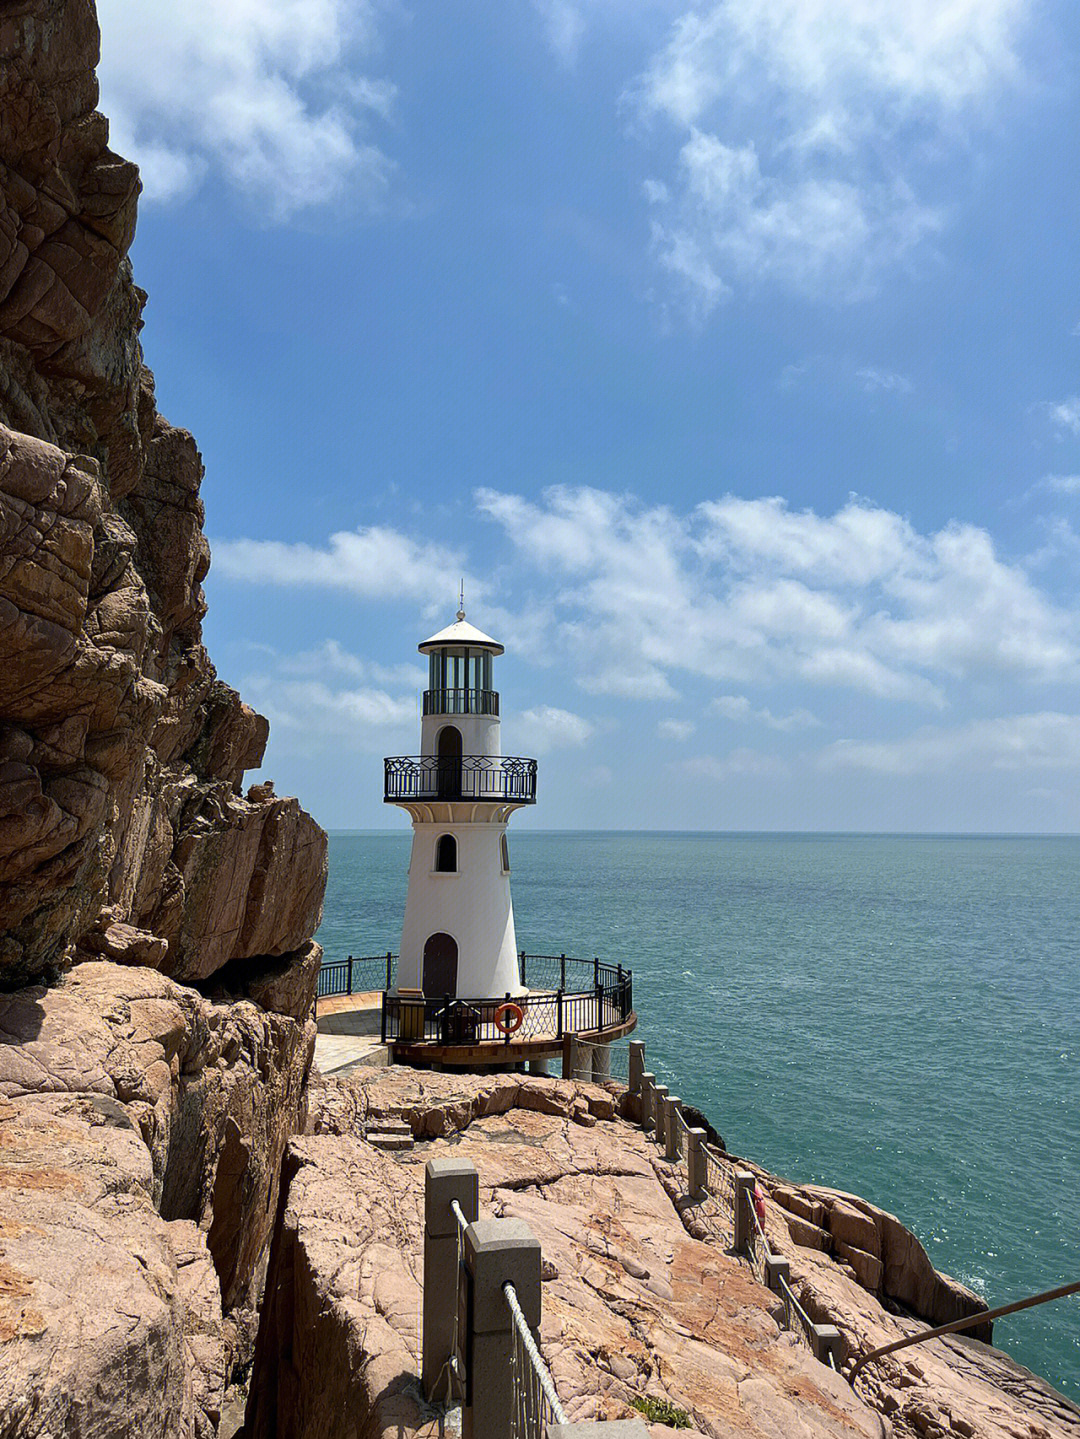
[629,1394,692,1428]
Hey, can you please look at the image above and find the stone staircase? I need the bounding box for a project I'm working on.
[366,1115,415,1151]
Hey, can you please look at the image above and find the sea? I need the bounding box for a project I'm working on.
[317,830,1080,1400]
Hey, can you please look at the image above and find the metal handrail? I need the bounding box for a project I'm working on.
[504,1281,567,1432]
[384,754,537,804]
[423,687,499,716]
[847,1278,1080,1384]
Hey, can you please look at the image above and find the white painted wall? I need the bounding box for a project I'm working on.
[420,712,500,758]
[397,816,524,998]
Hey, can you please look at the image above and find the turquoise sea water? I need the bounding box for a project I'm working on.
[318,830,1080,1399]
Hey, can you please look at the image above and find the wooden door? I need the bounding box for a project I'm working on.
[423,932,458,996]
[437,724,462,799]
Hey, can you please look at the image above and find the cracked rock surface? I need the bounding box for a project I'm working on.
[0,0,326,988]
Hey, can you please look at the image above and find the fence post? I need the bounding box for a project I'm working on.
[504,992,511,1046]
[765,1254,790,1293]
[628,1040,645,1097]
[347,955,353,993]
[520,950,527,986]
[592,1043,611,1083]
[560,953,566,989]
[639,1073,656,1132]
[734,1171,755,1253]
[380,993,387,1045]
[462,1219,541,1439]
[557,988,564,1039]
[385,952,392,990]
[811,1324,843,1368]
[652,1085,669,1149]
[665,1097,682,1161]
[687,1128,707,1200]
[423,1158,478,1401]
[562,1034,579,1081]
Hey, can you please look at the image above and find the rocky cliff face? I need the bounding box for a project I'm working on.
[0,0,326,989]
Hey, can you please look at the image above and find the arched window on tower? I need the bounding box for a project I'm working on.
[435,834,457,873]
[501,834,510,873]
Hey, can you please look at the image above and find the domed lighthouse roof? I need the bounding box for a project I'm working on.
[418,607,504,656]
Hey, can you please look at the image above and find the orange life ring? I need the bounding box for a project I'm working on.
[493,1001,524,1035]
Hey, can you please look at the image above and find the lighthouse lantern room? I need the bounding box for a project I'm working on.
[384,603,537,1001]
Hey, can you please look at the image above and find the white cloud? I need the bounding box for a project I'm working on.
[516,705,595,753]
[96,0,396,216]
[629,0,1031,313]
[821,713,1080,775]
[478,485,1079,706]
[274,639,426,688]
[533,0,587,67]
[211,525,481,608]
[658,718,696,740]
[712,695,819,730]
[679,748,788,781]
[857,366,912,394]
[1041,397,1080,436]
[1038,475,1080,496]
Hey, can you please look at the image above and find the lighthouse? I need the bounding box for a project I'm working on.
[384,602,537,1000]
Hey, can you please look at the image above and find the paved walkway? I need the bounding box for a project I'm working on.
[313,992,390,1074]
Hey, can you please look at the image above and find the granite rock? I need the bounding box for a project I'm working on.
[0,0,327,991]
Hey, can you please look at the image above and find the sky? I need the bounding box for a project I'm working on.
[95,0,1080,833]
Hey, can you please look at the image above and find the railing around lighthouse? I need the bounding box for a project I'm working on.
[383,754,537,804]
[380,957,633,1045]
[422,686,499,716]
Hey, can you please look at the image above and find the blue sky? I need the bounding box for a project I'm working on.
[96,0,1080,831]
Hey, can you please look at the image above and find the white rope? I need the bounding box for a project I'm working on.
[503,1281,567,1430]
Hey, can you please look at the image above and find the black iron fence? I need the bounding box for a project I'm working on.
[381,968,633,1046]
[384,754,537,804]
[422,687,499,716]
[316,952,397,1000]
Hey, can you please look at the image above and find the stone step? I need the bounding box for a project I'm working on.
[368,1117,412,1135]
[367,1131,415,1151]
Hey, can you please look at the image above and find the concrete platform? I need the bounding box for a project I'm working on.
[313,991,389,1073]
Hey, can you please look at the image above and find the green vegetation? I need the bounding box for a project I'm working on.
[629,1395,692,1428]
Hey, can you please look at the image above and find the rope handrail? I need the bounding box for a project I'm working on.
[776,1271,817,1351]
[450,1198,468,1233]
[504,1280,568,1432]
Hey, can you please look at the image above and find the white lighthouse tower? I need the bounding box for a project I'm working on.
[384,601,537,1000]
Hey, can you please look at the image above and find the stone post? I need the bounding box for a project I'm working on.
[652,1085,669,1149]
[664,1096,682,1161]
[682,1128,705,1202]
[591,1042,612,1082]
[733,1170,755,1254]
[765,1254,789,1293]
[423,1157,479,1401]
[640,1073,656,1132]
[628,1040,645,1096]
[811,1323,843,1368]
[461,1219,541,1439]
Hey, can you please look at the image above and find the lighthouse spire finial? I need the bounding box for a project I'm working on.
[457,578,465,622]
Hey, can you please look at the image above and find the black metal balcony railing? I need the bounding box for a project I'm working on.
[423,687,499,716]
[380,958,633,1046]
[384,754,537,804]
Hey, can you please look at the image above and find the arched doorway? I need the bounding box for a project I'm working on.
[437,724,462,799]
[423,932,458,995]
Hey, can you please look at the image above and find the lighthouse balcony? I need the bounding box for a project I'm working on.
[384,754,537,804]
[422,686,499,716]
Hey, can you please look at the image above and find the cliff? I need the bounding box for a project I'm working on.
[0,1,325,1430]
[0,0,326,990]
[249,1066,1080,1439]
